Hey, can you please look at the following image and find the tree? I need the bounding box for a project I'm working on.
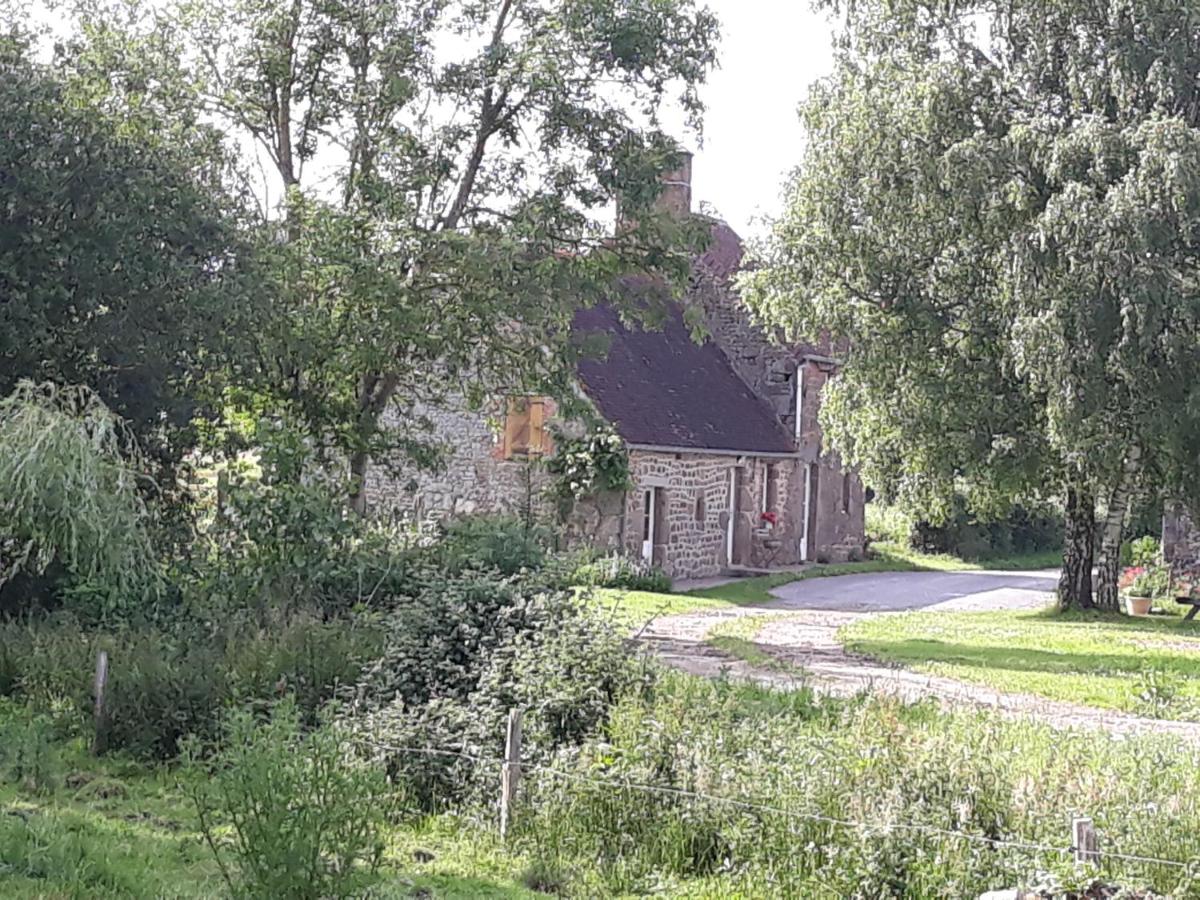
[0,32,259,473]
[160,0,721,511]
[0,382,161,618]
[745,1,1200,610]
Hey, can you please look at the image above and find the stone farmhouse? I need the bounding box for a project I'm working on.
[366,157,866,580]
[1164,507,1200,570]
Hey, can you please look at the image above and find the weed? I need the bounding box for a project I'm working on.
[184,700,393,900]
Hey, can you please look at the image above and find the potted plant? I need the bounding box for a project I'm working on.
[1118,564,1168,616]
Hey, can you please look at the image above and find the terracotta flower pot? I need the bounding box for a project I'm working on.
[1126,595,1154,617]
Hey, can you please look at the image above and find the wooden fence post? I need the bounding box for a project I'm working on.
[500,709,523,840]
[1072,816,1099,865]
[91,650,109,756]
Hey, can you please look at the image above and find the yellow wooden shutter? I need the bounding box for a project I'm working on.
[528,398,545,455]
[504,398,531,459]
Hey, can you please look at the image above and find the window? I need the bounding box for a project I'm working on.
[842,471,852,514]
[763,463,779,514]
[502,397,548,459]
[695,492,706,523]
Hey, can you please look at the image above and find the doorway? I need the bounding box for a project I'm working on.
[726,466,749,567]
[641,488,666,564]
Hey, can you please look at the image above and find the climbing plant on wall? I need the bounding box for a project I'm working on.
[546,428,632,502]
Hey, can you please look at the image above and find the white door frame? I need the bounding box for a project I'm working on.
[726,468,737,565]
[800,463,814,562]
[641,488,657,563]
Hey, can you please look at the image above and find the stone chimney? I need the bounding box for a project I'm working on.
[655,151,692,218]
[616,149,693,231]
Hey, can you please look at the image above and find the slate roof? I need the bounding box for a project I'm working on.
[573,289,797,455]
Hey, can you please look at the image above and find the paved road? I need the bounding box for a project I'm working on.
[767,568,1060,613]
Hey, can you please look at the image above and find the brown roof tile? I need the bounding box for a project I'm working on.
[573,289,796,455]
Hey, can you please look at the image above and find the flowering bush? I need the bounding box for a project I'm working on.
[546,427,631,500]
[1118,564,1170,600]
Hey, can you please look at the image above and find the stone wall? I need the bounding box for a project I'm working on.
[622,451,735,579]
[692,223,804,436]
[1164,505,1200,568]
[364,215,866,574]
[689,221,865,564]
[364,399,557,526]
[618,451,811,579]
[810,455,867,563]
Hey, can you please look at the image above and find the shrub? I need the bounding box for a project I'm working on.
[1121,534,1161,568]
[190,459,414,617]
[911,497,1062,561]
[346,570,645,809]
[0,611,384,759]
[0,711,62,795]
[185,700,392,900]
[865,502,914,545]
[544,427,631,500]
[1118,563,1170,600]
[557,551,672,592]
[435,515,549,576]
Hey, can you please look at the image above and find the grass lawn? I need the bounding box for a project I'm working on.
[0,703,543,899]
[841,606,1200,720]
[592,543,1063,629]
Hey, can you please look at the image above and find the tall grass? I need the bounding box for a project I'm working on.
[508,674,1200,897]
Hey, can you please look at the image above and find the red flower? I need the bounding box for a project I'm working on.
[760,511,778,526]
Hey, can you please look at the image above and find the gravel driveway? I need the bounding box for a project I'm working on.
[638,568,1200,743]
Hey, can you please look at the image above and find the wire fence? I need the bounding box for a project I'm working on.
[352,735,1199,876]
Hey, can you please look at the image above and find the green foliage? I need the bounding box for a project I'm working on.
[184,700,392,900]
[435,516,550,577]
[1119,563,1171,601]
[1122,535,1162,568]
[0,34,256,470]
[0,382,161,618]
[347,571,644,809]
[515,674,1198,896]
[911,500,1063,562]
[745,0,1200,602]
[0,611,384,760]
[155,0,721,503]
[560,552,672,593]
[546,428,632,501]
[864,502,914,545]
[0,712,62,795]
[187,419,418,616]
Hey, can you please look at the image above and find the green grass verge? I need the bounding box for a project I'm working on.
[593,544,1063,628]
[840,607,1200,721]
[0,703,543,899]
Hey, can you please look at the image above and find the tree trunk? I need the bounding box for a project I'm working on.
[1058,485,1096,610]
[1095,446,1143,612]
[348,448,370,516]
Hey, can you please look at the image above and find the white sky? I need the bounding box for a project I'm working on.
[688,1,837,237]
